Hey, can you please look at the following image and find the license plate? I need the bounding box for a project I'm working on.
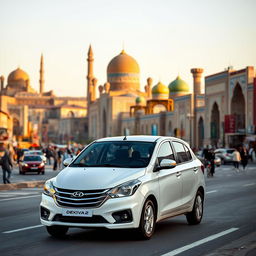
[62,208,93,217]
[31,167,38,170]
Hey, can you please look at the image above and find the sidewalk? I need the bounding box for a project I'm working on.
[0,180,45,190]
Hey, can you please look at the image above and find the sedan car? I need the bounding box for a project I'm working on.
[41,135,205,239]
[19,155,45,174]
[214,148,235,164]
[25,150,47,163]
[195,150,221,167]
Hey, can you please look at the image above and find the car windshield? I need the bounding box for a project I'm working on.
[70,141,156,168]
[29,151,43,155]
[24,156,42,161]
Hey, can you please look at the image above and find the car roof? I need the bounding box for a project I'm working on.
[95,135,189,146]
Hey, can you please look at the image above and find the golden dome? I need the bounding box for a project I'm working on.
[107,50,140,92]
[7,68,29,83]
[107,50,140,74]
[152,82,169,100]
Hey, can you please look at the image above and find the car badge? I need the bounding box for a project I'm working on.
[72,191,84,197]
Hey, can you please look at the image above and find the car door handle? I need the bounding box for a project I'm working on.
[176,171,181,177]
[193,167,198,172]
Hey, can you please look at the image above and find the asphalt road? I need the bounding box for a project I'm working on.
[0,164,255,256]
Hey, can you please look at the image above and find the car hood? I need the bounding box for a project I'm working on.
[54,167,146,190]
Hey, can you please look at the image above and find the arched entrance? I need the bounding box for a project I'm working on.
[211,102,220,147]
[231,83,245,131]
[198,117,204,149]
[230,83,245,147]
[13,117,21,137]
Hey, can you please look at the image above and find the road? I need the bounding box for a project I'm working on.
[0,164,255,256]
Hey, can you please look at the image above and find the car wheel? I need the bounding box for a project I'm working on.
[186,191,204,225]
[46,226,68,238]
[137,199,156,239]
[42,171,45,175]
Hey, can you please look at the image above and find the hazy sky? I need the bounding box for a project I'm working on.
[1,0,256,97]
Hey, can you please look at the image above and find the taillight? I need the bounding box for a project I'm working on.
[201,165,205,174]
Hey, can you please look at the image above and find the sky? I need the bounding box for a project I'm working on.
[0,0,256,97]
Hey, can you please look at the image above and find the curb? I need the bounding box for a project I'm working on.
[0,181,45,191]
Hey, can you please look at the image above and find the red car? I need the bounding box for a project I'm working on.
[19,155,45,175]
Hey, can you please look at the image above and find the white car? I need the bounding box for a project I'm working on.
[26,150,47,163]
[40,136,205,239]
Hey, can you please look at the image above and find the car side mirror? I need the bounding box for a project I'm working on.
[154,159,177,172]
[63,157,73,167]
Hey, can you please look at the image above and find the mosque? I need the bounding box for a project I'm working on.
[0,46,255,149]
[87,45,256,149]
[0,55,88,146]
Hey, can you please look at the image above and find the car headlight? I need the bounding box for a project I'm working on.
[39,162,44,168]
[22,163,28,167]
[108,179,141,198]
[43,179,56,197]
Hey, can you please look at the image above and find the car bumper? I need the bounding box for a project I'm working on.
[40,191,144,229]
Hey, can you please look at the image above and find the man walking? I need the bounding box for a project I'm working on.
[0,143,13,184]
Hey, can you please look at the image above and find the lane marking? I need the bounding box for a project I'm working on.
[161,227,239,256]
[206,190,217,194]
[3,224,43,234]
[243,183,255,187]
[0,195,41,202]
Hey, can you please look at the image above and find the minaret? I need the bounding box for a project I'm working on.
[190,68,204,149]
[87,45,94,104]
[39,54,45,95]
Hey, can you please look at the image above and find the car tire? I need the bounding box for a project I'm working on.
[46,226,68,238]
[186,191,204,225]
[42,171,45,175]
[136,199,156,239]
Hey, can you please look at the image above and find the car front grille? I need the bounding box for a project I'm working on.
[54,187,109,208]
[53,214,108,223]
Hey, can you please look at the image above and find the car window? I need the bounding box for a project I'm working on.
[227,149,235,154]
[172,141,189,163]
[157,142,174,163]
[24,156,42,161]
[70,141,155,168]
[184,145,192,161]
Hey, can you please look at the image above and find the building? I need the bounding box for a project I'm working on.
[0,55,88,146]
[87,45,256,149]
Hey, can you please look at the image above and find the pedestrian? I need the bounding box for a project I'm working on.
[0,143,13,184]
[57,148,63,169]
[240,146,248,170]
[232,148,241,172]
[52,147,58,171]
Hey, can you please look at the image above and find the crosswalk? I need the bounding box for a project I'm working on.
[0,188,42,201]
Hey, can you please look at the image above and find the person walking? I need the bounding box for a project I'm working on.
[240,146,248,170]
[0,144,13,184]
[232,148,241,172]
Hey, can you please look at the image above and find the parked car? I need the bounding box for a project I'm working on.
[40,136,205,239]
[19,155,45,174]
[195,150,221,167]
[214,148,235,164]
[25,150,47,163]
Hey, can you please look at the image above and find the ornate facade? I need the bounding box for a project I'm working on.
[0,55,88,145]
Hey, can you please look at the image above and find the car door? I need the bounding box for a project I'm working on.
[157,141,183,217]
[172,141,197,208]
